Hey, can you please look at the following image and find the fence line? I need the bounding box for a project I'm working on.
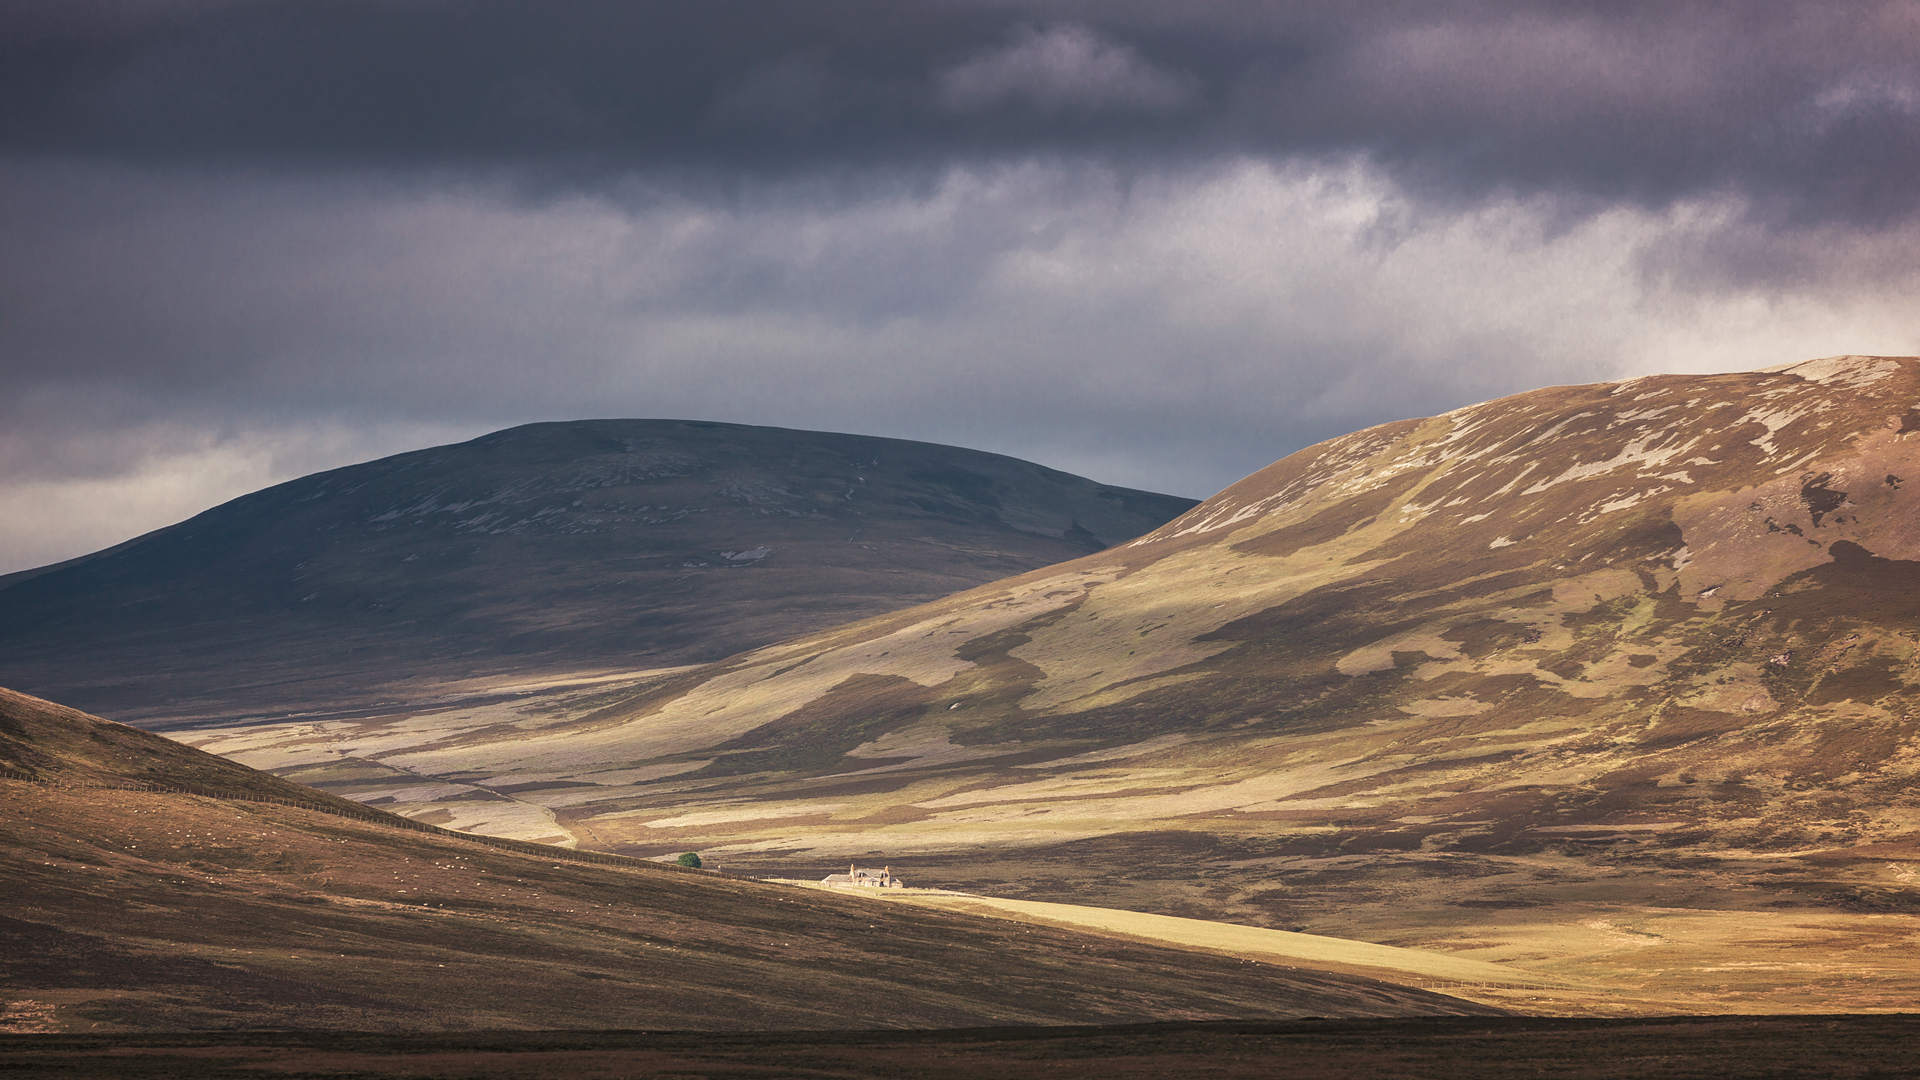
[0,771,703,874]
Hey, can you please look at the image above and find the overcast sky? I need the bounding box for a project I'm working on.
[4,0,1918,574]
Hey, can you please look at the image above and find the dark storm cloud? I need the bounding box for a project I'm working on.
[4,0,1917,222]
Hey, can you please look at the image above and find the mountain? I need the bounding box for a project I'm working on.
[184,356,1920,1011]
[0,420,1194,725]
[0,685,1495,1031]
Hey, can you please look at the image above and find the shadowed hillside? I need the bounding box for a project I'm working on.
[0,421,1194,725]
[0,686,1495,1032]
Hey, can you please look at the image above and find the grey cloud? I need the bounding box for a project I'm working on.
[3,145,1916,573]
[12,153,1907,491]
[2,1,1917,221]
[936,24,1200,117]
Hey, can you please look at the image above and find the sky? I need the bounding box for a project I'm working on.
[3,0,1918,574]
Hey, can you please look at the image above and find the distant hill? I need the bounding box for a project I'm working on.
[0,685,1492,1031]
[0,420,1195,725]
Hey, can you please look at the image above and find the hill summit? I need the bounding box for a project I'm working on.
[0,420,1194,725]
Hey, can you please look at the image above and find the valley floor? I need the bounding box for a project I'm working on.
[764,845,1920,1017]
[875,887,1920,1016]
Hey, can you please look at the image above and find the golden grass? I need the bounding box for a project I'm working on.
[763,882,1562,1011]
[761,879,1920,1017]
[884,893,1541,983]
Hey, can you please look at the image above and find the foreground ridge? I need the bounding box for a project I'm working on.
[0,685,1499,1031]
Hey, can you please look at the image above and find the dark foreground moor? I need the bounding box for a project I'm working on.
[5,1017,1920,1079]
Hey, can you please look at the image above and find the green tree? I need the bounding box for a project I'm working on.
[675,852,702,869]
